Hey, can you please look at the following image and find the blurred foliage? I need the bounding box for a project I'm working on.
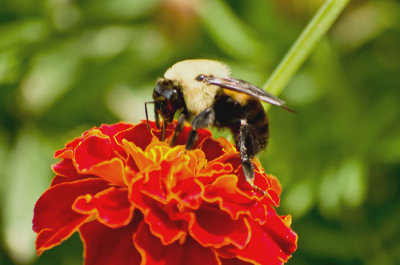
[0,0,399,264]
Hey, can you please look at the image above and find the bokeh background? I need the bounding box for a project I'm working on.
[1,0,399,264]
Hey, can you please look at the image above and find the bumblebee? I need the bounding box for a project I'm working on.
[145,59,294,193]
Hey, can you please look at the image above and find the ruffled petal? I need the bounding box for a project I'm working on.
[217,211,297,265]
[79,218,142,265]
[134,222,220,265]
[114,123,155,152]
[33,178,110,254]
[188,204,251,249]
[99,122,133,139]
[168,164,204,209]
[144,120,175,141]
[203,174,267,223]
[51,159,95,186]
[130,180,187,245]
[198,162,234,186]
[74,134,117,169]
[54,136,83,159]
[52,158,79,177]
[199,137,225,161]
[73,187,134,228]
[51,174,96,186]
[172,126,211,149]
[99,122,135,158]
[74,135,125,186]
[220,258,253,265]
[223,156,281,206]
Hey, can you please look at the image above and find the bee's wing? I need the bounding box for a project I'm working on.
[206,76,296,112]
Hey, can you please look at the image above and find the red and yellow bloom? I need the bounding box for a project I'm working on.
[33,121,297,265]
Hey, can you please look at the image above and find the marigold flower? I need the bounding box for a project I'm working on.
[33,121,297,265]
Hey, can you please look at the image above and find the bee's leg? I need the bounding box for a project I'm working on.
[238,120,265,195]
[186,108,215,150]
[238,120,254,182]
[161,119,167,141]
[170,112,186,146]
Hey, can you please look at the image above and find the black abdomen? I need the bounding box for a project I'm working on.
[213,93,269,157]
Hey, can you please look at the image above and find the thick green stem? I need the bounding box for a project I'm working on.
[263,0,351,108]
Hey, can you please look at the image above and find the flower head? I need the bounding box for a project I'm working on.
[33,121,297,265]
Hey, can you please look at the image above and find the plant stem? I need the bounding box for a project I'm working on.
[263,0,351,108]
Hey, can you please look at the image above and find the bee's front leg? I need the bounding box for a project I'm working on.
[170,112,186,146]
[186,108,215,150]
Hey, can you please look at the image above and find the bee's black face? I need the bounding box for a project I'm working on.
[153,79,185,127]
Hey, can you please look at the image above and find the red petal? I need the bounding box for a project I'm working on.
[130,180,186,245]
[114,123,155,152]
[74,135,117,169]
[126,155,140,172]
[261,207,297,256]
[172,126,211,148]
[74,135,125,186]
[217,211,297,265]
[73,187,134,228]
[80,158,126,186]
[227,159,281,206]
[54,136,84,159]
[220,258,253,265]
[141,166,169,203]
[52,159,80,178]
[133,158,203,208]
[200,138,225,161]
[203,174,267,223]
[99,122,135,157]
[51,174,96,186]
[122,140,156,172]
[198,162,233,186]
[99,122,133,139]
[33,178,110,254]
[149,122,175,141]
[51,159,95,186]
[169,165,203,209]
[79,218,142,265]
[36,216,92,255]
[188,205,250,249]
[54,148,73,159]
[134,222,220,265]
[264,175,282,207]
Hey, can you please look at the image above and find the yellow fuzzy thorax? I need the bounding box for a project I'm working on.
[164,59,231,115]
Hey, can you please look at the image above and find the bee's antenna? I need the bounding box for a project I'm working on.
[144,101,155,130]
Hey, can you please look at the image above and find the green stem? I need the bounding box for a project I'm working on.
[263,0,351,108]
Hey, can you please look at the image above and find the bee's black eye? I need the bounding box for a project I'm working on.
[196,75,205,81]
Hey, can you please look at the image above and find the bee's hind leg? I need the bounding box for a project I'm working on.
[186,107,215,150]
[239,119,265,195]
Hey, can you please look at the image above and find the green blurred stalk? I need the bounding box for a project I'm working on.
[263,0,351,107]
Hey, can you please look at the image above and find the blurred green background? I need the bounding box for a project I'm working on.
[1,0,399,264]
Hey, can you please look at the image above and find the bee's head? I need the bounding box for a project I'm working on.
[152,78,185,130]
